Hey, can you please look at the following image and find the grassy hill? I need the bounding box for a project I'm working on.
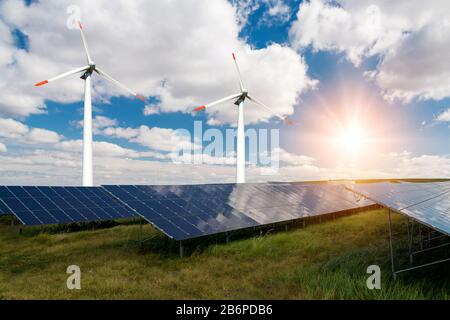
[0,209,449,299]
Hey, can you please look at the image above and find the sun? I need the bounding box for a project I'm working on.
[337,125,366,154]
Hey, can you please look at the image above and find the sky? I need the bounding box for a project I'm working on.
[1,0,450,185]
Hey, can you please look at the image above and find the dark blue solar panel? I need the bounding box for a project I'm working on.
[0,199,10,215]
[0,186,137,225]
[104,183,374,240]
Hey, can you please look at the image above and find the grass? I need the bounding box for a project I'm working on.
[0,209,449,299]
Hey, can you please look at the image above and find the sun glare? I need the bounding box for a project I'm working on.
[337,125,366,154]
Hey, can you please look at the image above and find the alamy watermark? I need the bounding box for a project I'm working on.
[168,121,280,175]
[66,5,81,29]
[66,265,81,290]
[366,265,381,290]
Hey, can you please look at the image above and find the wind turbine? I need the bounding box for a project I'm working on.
[194,53,291,184]
[34,22,146,187]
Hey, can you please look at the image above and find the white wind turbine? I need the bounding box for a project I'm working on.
[194,53,292,184]
[35,21,146,187]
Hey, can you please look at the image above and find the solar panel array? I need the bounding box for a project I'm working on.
[104,183,374,240]
[0,186,137,225]
[349,182,450,236]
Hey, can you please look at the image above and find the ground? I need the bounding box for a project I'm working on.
[0,209,449,299]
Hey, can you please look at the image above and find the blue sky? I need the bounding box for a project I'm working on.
[1,0,450,185]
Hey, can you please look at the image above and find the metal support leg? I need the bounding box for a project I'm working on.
[226,232,230,244]
[139,217,143,247]
[387,209,397,279]
[179,241,184,258]
[285,224,288,232]
[408,219,414,264]
[419,224,423,250]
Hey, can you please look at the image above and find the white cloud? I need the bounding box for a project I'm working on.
[2,145,450,186]
[436,108,450,122]
[0,117,61,144]
[0,118,29,138]
[273,147,316,166]
[76,115,119,134]
[102,126,139,140]
[101,124,197,153]
[55,139,165,159]
[206,117,224,126]
[143,105,160,116]
[0,0,314,124]
[289,0,450,102]
[265,0,291,24]
[26,128,61,144]
[231,0,292,27]
[0,142,7,153]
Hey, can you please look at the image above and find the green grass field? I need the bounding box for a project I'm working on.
[0,209,449,299]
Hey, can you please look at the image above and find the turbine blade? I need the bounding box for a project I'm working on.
[78,21,92,64]
[247,94,293,124]
[194,93,242,112]
[34,65,89,86]
[232,52,244,92]
[95,67,146,102]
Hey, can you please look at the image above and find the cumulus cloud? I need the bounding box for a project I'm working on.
[273,147,316,166]
[231,0,292,27]
[436,108,450,122]
[1,145,449,186]
[0,115,449,184]
[0,0,314,124]
[0,117,62,144]
[56,139,165,159]
[289,0,450,102]
[0,118,29,138]
[75,115,119,134]
[100,124,197,152]
[26,128,61,144]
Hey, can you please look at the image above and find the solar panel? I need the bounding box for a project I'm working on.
[0,198,10,215]
[349,182,450,210]
[350,182,450,236]
[0,186,137,225]
[104,183,374,240]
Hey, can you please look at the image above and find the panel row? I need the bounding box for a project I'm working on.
[0,186,137,225]
[350,182,450,210]
[104,183,374,240]
[351,182,450,236]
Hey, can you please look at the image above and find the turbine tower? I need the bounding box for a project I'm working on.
[35,22,145,187]
[194,53,291,184]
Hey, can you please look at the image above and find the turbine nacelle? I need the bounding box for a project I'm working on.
[81,63,96,79]
[234,91,248,106]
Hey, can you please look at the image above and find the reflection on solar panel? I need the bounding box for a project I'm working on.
[0,199,10,215]
[104,183,374,241]
[0,186,137,225]
[350,182,450,236]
